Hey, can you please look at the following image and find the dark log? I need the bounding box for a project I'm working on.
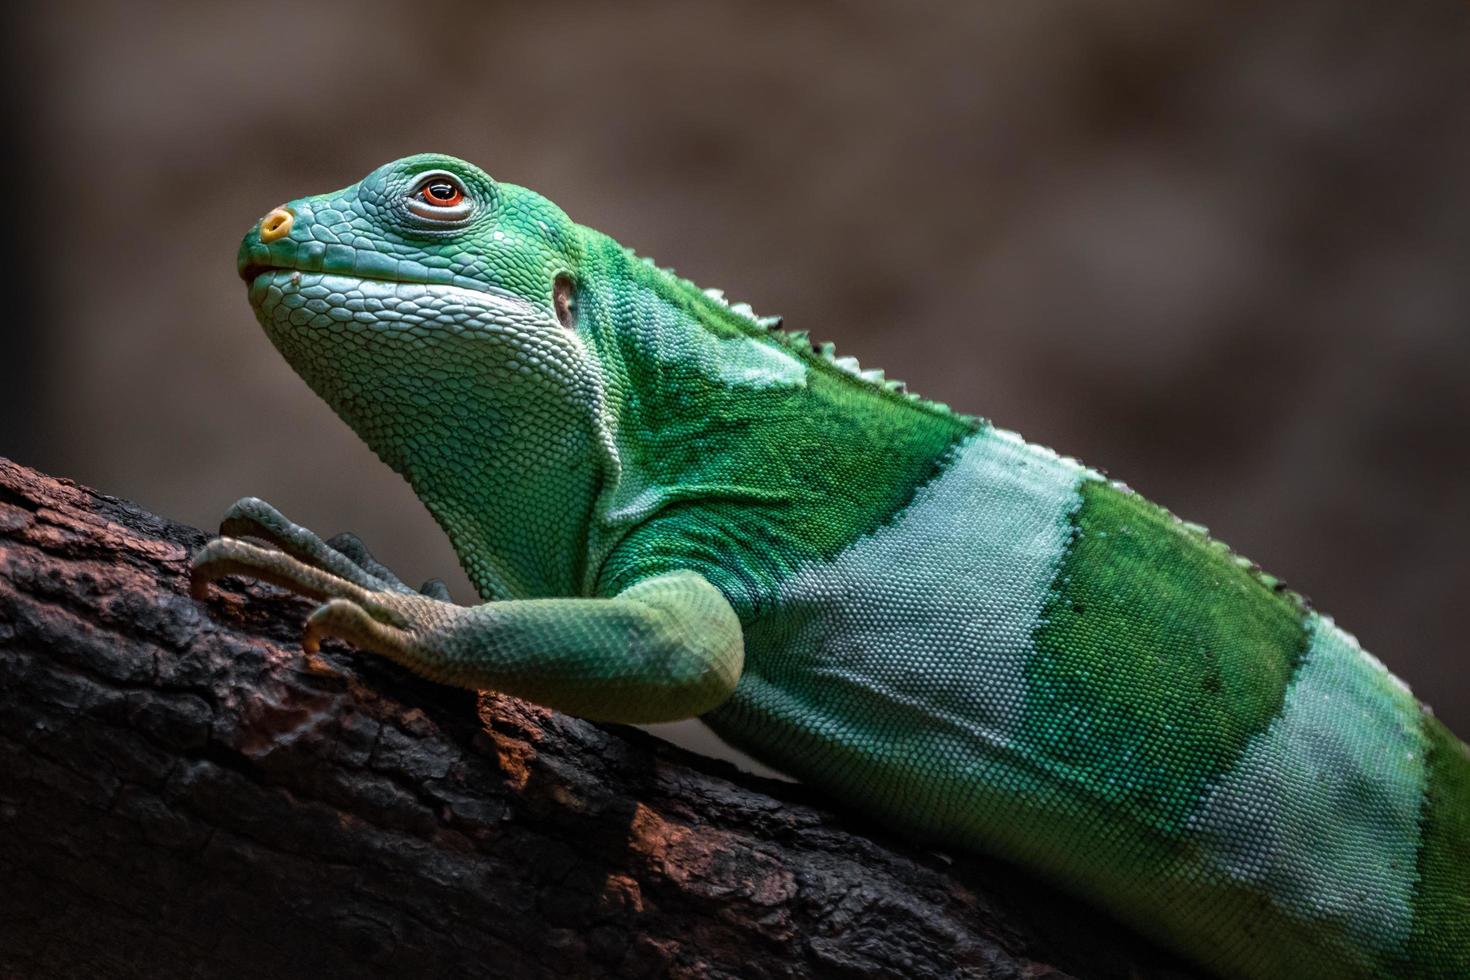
[0,457,1204,980]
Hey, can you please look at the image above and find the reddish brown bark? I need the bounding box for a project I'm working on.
[0,457,1203,980]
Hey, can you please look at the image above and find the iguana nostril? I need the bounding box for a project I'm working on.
[259,207,294,242]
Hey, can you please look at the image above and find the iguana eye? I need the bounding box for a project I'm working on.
[407,173,471,221]
[420,180,463,207]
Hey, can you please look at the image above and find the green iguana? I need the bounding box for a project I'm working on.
[191,153,1469,980]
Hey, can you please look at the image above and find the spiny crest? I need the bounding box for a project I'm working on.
[633,252,955,415]
[1104,476,1311,613]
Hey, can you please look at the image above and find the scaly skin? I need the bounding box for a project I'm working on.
[193,154,1469,980]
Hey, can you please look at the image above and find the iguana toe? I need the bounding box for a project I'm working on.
[191,537,406,627]
[418,578,453,601]
[325,531,416,594]
[216,497,411,594]
[303,597,414,657]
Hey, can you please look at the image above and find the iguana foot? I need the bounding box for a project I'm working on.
[213,497,449,597]
[191,498,456,659]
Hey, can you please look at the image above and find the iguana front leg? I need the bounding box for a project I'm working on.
[191,502,745,724]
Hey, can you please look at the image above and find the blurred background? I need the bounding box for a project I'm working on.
[2,0,1467,736]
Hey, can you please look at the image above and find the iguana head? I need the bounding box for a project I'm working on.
[237,153,613,599]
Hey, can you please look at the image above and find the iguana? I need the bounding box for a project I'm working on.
[192,153,1469,980]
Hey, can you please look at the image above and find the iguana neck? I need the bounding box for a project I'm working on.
[573,234,978,601]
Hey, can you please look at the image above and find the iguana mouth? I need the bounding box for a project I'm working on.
[238,263,290,283]
[242,264,550,328]
[238,262,449,294]
[239,264,437,289]
[237,263,527,308]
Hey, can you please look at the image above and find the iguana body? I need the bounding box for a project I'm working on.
[194,154,1469,980]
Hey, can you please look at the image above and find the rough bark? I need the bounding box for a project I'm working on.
[0,457,1204,980]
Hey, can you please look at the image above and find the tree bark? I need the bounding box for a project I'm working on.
[0,457,1204,980]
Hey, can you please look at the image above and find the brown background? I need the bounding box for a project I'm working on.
[3,0,1467,736]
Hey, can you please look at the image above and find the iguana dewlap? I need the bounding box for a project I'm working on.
[193,154,1469,980]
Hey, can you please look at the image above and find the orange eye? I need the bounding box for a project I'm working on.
[420,179,464,207]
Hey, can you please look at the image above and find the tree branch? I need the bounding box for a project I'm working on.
[0,457,1203,980]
